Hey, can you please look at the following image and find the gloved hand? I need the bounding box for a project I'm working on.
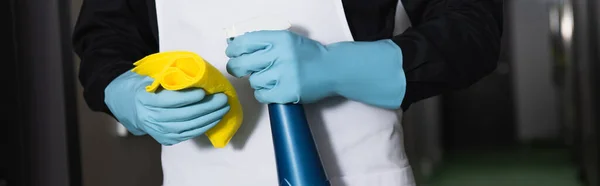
[104,70,231,145]
[225,30,406,109]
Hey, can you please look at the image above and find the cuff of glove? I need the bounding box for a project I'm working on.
[325,39,406,110]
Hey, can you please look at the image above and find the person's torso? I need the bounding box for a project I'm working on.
[151,0,413,185]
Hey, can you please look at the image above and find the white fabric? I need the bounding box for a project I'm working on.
[155,0,415,185]
[394,2,413,36]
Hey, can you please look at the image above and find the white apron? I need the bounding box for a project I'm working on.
[155,0,414,185]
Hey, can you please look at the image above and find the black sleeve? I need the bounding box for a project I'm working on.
[394,0,503,110]
[73,0,158,115]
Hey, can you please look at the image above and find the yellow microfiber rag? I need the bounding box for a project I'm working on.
[131,51,243,148]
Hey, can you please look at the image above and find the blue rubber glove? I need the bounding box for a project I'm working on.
[225,30,406,109]
[104,70,231,145]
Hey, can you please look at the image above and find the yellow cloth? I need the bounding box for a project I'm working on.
[131,51,243,148]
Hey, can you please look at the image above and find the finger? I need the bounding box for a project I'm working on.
[226,30,289,57]
[226,52,275,78]
[148,105,231,134]
[254,87,299,104]
[143,126,180,146]
[145,119,221,145]
[165,120,221,142]
[225,34,271,58]
[119,121,146,136]
[248,69,279,90]
[146,93,229,122]
[226,30,298,58]
[138,88,206,108]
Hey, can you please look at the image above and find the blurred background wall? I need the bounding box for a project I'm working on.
[511,0,561,142]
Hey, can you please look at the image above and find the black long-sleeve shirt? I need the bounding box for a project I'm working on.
[73,0,503,115]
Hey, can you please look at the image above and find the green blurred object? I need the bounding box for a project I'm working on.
[426,147,582,186]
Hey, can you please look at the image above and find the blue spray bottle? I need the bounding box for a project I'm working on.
[225,17,329,186]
